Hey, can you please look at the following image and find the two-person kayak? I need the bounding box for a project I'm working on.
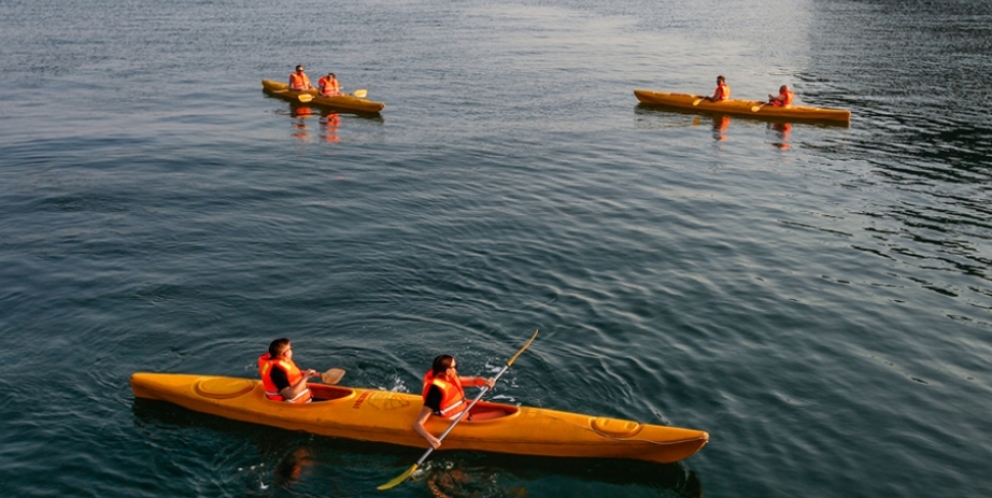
[634,89,851,123]
[262,79,385,114]
[131,372,708,464]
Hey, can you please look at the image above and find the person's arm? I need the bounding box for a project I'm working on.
[279,368,318,400]
[412,406,441,449]
[459,376,495,389]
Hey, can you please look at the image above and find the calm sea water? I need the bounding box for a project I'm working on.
[2,0,991,496]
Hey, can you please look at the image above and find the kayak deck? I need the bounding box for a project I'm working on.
[634,89,851,123]
[132,372,708,464]
[262,79,385,113]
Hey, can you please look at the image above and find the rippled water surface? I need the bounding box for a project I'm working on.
[2,0,991,496]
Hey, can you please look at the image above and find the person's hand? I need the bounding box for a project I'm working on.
[428,435,442,449]
[306,369,318,378]
[480,377,496,389]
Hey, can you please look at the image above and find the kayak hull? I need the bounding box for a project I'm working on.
[634,89,851,123]
[131,372,708,464]
[262,79,385,113]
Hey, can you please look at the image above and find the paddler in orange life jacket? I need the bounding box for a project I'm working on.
[258,338,319,403]
[704,75,731,102]
[289,65,313,91]
[318,72,342,97]
[768,84,795,107]
[413,354,498,449]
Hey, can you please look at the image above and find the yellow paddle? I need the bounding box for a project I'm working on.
[751,102,769,112]
[377,329,540,491]
[298,89,368,103]
[692,96,705,106]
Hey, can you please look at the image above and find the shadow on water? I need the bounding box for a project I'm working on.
[131,398,704,497]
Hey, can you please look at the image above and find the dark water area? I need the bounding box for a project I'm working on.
[2,0,991,496]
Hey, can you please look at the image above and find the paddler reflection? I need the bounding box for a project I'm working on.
[426,466,528,498]
[291,106,314,141]
[273,446,314,484]
[712,115,730,141]
[320,112,340,143]
[770,122,792,150]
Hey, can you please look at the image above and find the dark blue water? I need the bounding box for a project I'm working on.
[2,0,990,496]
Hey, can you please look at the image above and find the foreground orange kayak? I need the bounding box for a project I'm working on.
[634,89,851,123]
[262,79,385,113]
[131,372,708,464]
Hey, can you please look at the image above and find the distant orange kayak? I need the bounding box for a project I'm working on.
[262,79,385,114]
[634,89,851,123]
[131,372,708,464]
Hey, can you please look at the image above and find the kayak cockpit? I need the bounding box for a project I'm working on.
[465,400,519,422]
[308,384,356,402]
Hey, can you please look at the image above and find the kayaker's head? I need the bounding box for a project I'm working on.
[296,65,305,73]
[717,75,726,85]
[326,73,335,79]
[431,354,456,378]
[269,338,292,359]
[780,84,789,93]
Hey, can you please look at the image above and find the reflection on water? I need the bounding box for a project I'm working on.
[273,446,314,484]
[321,113,341,143]
[770,121,792,150]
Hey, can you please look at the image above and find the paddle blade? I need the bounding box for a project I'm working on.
[692,98,703,106]
[353,89,368,98]
[298,94,313,103]
[377,463,418,490]
[321,368,345,385]
[751,104,764,112]
[506,329,539,367]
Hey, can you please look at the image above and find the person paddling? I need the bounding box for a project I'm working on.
[704,75,731,102]
[318,72,342,97]
[768,84,795,107]
[258,338,320,403]
[413,355,498,449]
[289,65,313,90]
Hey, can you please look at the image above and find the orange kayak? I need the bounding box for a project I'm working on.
[262,79,385,113]
[634,89,851,123]
[131,372,708,464]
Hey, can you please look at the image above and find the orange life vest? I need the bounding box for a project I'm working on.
[714,83,731,101]
[773,89,794,107]
[422,370,468,420]
[289,72,311,90]
[318,77,340,96]
[258,353,311,403]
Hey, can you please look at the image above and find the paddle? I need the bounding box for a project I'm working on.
[751,102,770,112]
[692,96,705,106]
[299,89,369,102]
[321,368,346,385]
[377,329,540,491]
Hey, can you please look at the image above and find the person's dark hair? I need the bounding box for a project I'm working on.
[296,65,304,71]
[269,338,291,357]
[717,75,726,83]
[431,354,454,376]
[327,72,335,78]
